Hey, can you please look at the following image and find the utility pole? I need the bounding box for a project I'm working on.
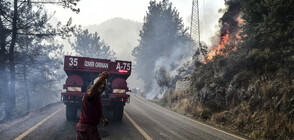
[190,0,200,51]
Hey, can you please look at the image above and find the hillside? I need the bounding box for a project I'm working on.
[160,0,294,139]
[85,18,142,61]
[85,18,144,89]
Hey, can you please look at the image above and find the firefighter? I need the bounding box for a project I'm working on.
[76,72,109,140]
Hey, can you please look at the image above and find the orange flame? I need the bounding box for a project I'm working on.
[236,17,244,25]
[207,22,230,61]
[236,17,244,39]
[205,17,245,61]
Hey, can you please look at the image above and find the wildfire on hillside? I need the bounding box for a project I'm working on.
[205,0,243,61]
[206,22,230,60]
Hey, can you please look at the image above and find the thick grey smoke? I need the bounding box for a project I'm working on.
[145,41,194,99]
[209,0,242,50]
[144,0,230,99]
[219,0,241,40]
[130,0,195,99]
[198,0,226,47]
[0,43,63,122]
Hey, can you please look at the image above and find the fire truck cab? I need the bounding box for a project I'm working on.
[61,55,131,121]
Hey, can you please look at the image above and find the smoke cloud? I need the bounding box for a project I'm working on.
[209,0,242,50]
[145,41,194,99]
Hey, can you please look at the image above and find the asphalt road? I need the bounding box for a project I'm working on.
[0,94,247,140]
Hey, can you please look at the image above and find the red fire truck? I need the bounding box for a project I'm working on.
[61,55,131,121]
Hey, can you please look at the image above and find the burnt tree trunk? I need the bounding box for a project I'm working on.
[7,0,18,116]
[0,16,9,120]
[24,34,30,111]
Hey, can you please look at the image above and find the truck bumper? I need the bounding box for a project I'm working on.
[61,92,83,105]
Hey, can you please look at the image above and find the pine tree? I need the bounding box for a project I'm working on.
[241,0,294,73]
[70,26,116,60]
[0,0,79,120]
[132,0,191,91]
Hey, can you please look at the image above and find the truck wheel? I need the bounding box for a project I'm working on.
[66,105,77,121]
[113,106,124,121]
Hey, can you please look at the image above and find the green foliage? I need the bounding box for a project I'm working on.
[192,63,213,90]
[233,70,254,87]
[206,100,223,112]
[163,0,294,139]
[215,56,227,70]
[246,48,279,74]
[154,66,171,88]
[70,27,116,59]
[201,109,212,120]
[0,0,80,119]
[132,0,192,90]
[241,0,294,70]
[213,76,226,87]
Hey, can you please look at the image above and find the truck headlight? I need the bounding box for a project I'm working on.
[113,89,126,93]
[67,87,81,92]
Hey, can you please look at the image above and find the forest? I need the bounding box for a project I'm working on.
[0,0,293,139]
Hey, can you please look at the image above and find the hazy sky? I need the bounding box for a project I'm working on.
[49,0,193,25]
[48,0,226,45]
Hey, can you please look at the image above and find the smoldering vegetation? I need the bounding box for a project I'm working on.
[132,0,226,99]
[132,0,195,99]
[156,0,294,139]
[0,50,64,121]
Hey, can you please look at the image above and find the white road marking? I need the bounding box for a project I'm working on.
[124,111,152,140]
[134,94,247,140]
[14,106,65,140]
